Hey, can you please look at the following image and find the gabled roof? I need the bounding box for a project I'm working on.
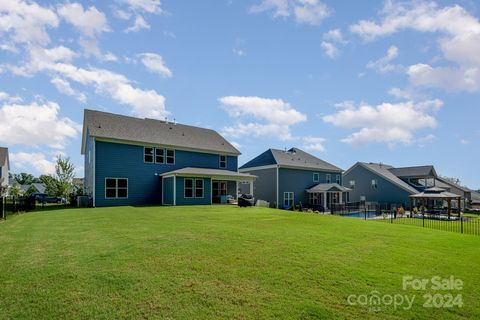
[240,147,342,172]
[81,109,240,156]
[435,177,470,193]
[306,183,351,193]
[471,191,480,204]
[0,147,9,169]
[389,165,437,178]
[160,167,256,181]
[346,162,419,194]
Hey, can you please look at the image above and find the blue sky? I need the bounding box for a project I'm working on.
[0,0,479,189]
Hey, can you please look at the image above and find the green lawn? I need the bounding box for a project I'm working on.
[0,206,479,319]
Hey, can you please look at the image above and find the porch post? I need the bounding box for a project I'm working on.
[235,181,238,200]
[458,197,461,217]
[339,192,343,204]
[323,192,327,210]
[249,181,253,196]
[173,175,176,206]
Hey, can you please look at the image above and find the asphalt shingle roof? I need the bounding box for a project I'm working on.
[240,148,342,172]
[389,165,437,178]
[360,162,419,194]
[81,109,240,155]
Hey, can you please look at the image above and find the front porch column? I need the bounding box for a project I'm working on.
[323,192,327,210]
[173,175,176,206]
[249,181,253,196]
[339,192,343,204]
[235,181,238,200]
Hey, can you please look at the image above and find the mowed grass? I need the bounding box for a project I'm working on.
[0,206,479,319]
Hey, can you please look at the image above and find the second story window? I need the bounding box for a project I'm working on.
[336,175,341,184]
[326,174,331,183]
[166,149,175,164]
[349,180,356,190]
[144,147,154,163]
[371,179,378,190]
[155,148,165,163]
[313,173,319,182]
[219,155,227,168]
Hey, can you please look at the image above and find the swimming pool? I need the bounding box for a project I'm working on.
[337,211,379,218]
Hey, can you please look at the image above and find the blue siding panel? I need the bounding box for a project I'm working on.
[343,165,412,206]
[278,168,343,207]
[175,177,212,205]
[93,140,235,206]
[163,177,174,205]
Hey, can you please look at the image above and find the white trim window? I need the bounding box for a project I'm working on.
[144,147,154,163]
[166,149,175,164]
[184,178,194,198]
[155,148,165,164]
[105,178,128,199]
[349,180,356,190]
[326,174,331,183]
[284,192,294,207]
[195,179,204,198]
[313,173,319,183]
[185,178,204,198]
[219,155,227,168]
[371,179,378,190]
[309,193,320,205]
[336,174,341,184]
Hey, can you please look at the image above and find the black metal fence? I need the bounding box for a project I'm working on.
[0,196,36,220]
[330,202,405,219]
[376,214,480,236]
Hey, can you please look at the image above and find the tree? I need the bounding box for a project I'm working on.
[10,184,22,197]
[25,185,39,196]
[13,173,36,185]
[39,175,57,195]
[440,176,466,188]
[44,157,76,202]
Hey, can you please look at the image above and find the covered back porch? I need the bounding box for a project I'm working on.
[305,183,351,211]
[160,167,256,206]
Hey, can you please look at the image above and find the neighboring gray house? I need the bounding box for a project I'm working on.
[0,147,9,196]
[239,148,348,209]
[344,162,471,209]
[343,162,420,207]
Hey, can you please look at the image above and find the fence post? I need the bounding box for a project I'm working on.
[461,216,463,234]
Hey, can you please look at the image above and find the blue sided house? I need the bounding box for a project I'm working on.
[343,162,471,209]
[239,148,349,210]
[81,109,255,207]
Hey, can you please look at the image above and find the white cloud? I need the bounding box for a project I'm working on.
[408,63,480,92]
[121,0,163,14]
[250,0,331,25]
[321,41,339,59]
[323,99,441,145]
[0,100,81,149]
[219,96,307,141]
[350,1,480,92]
[366,45,403,73]
[125,15,150,32]
[118,0,162,32]
[321,29,346,58]
[50,77,87,103]
[233,48,246,56]
[138,53,172,77]
[388,87,415,100]
[7,45,169,118]
[301,136,326,152]
[323,29,345,43]
[10,152,56,175]
[57,3,109,38]
[0,91,22,103]
[0,0,59,46]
